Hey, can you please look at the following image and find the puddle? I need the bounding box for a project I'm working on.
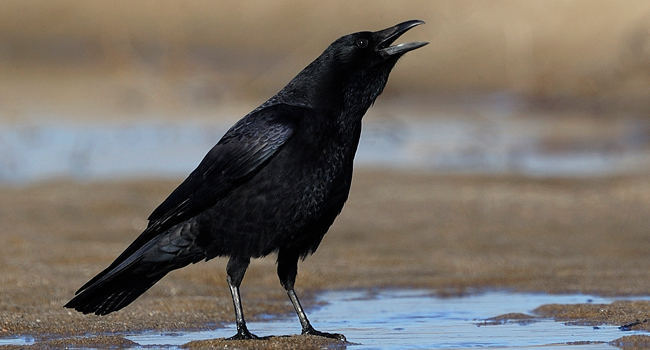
[1,290,647,348]
[0,336,34,346]
[1,116,649,184]
[121,290,647,349]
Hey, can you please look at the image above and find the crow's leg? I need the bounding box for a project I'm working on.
[277,250,346,341]
[226,256,258,340]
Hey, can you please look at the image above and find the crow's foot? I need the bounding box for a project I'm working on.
[227,327,259,340]
[302,325,346,341]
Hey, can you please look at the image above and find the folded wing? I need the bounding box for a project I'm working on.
[75,103,306,294]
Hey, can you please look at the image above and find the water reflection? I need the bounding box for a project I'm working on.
[125,290,648,349]
[1,290,647,348]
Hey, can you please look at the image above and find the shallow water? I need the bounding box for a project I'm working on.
[0,336,34,346]
[123,290,646,349]
[2,290,647,348]
[1,116,649,184]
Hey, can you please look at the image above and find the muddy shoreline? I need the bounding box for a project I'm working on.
[1,170,648,347]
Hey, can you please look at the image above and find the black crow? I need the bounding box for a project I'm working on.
[65,20,427,340]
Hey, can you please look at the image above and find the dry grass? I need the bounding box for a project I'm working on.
[0,0,649,110]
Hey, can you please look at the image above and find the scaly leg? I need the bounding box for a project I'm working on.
[277,250,346,341]
[225,256,258,340]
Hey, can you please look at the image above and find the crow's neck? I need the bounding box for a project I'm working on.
[271,55,345,112]
[339,67,392,125]
[268,56,394,130]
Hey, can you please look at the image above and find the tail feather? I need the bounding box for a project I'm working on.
[65,267,167,315]
[75,238,161,295]
[67,223,205,315]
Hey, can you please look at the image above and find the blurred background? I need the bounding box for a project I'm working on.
[1,2,649,340]
[0,0,649,181]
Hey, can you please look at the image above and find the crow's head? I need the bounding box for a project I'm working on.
[278,20,426,114]
[328,20,428,70]
[318,20,427,113]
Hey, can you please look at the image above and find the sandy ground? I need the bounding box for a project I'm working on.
[0,170,648,348]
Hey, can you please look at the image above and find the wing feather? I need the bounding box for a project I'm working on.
[76,103,305,294]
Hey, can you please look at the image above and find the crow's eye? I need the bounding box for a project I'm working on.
[355,38,369,49]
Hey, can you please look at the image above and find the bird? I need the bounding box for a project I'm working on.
[65,20,427,341]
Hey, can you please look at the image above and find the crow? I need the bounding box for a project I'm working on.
[65,20,427,340]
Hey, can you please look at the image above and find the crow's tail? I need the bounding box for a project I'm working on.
[66,223,205,315]
[64,265,169,315]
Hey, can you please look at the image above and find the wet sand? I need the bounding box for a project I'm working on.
[534,301,649,331]
[484,301,649,332]
[0,170,648,347]
[610,335,650,349]
[183,335,345,350]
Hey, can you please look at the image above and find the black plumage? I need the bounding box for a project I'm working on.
[65,20,427,340]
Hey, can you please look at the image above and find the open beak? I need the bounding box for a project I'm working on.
[374,20,428,57]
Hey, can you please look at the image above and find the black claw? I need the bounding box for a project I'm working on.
[227,327,259,340]
[302,325,346,341]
